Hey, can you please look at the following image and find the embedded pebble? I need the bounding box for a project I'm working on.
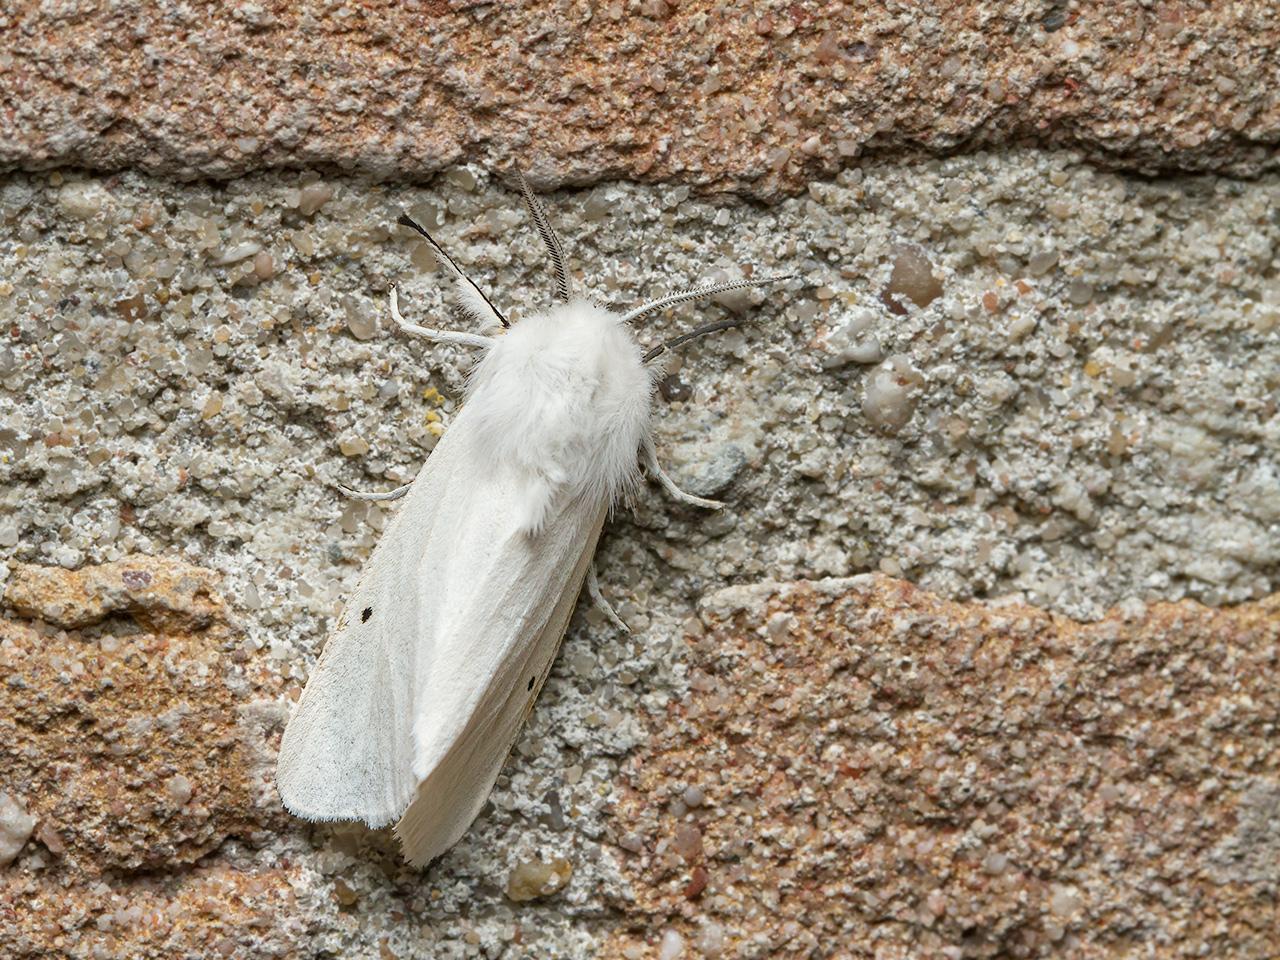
[505,857,573,901]
[445,168,478,192]
[1028,250,1059,275]
[660,373,693,402]
[1050,885,1082,916]
[57,181,113,220]
[297,183,334,216]
[708,266,756,312]
[862,355,924,431]
[345,300,378,340]
[676,444,747,498]
[820,307,883,367]
[165,774,193,804]
[253,250,275,281]
[332,878,359,907]
[1008,313,1038,339]
[0,793,36,865]
[34,822,65,857]
[583,190,612,221]
[766,612,796,639]
[659,929,685,960]
[1068,280,1095,305]
[214,241,262,265]
[694,921,725,956]
[673,823,703,861]
[843,337,882,364]
[883,244,944,310]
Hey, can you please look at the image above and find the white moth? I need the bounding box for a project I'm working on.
[275,173,790,866]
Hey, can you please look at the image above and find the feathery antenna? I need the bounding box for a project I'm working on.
[396,213,509,329]
[514,170,572,303]
[621,274,794,326]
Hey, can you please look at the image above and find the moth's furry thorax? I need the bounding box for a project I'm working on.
[465,299,656,534]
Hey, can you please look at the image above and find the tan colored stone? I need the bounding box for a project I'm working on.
[2,861,305,959]
[2,3,1276,194]
[505,856,574,902]
[0,557,307,956]
[603,576,1280,958]
[4,557,224,632]
[0,556,287,874]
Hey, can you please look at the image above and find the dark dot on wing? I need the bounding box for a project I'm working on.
[527,676,535,691]
[362,607,373,622]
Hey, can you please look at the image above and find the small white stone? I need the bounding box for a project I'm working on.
[58,181,113,220]
[766,611,795,640]
[1049,884,1081,916]
[708,266,756,312]
[863,355,923,431]
[165,774,194,804]
[0,793,36,865]
[1008,313,1038,339]
[844,337,883,364]
[820,307,882,367]
[694,921,725,956]
[214,241,262,266]
[445,168,478,192]
[297,183,334,216]
[659,929,685,960]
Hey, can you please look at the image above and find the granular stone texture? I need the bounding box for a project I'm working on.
[3,862,309,960]
[2,1,1278,193]
[0,150,1277,956]
[0,557,285,875]
[0,556,310,958]
[2,155,1276,625]
[604,576,1280,959]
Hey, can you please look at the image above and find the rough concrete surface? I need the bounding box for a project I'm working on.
[1,152,1277,957]
[2,156,1276,616]
[3,1,1279,193]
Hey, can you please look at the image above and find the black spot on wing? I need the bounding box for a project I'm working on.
[362,606,373,623]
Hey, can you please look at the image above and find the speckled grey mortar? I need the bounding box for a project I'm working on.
[1,152,1277,956]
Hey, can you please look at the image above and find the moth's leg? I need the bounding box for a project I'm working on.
[642,436,724,510]
[587,563,630,634]
[389,286,496,349]
[335,481,412,502]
